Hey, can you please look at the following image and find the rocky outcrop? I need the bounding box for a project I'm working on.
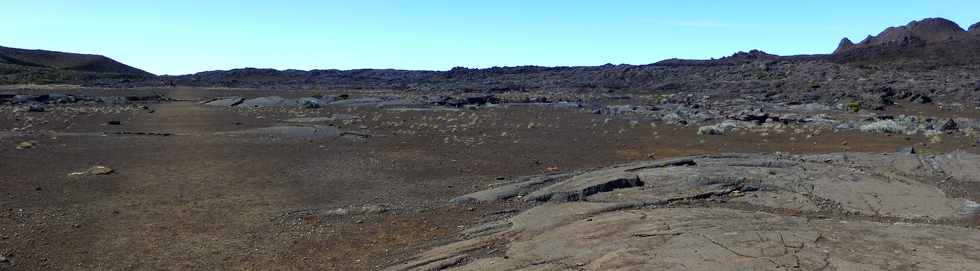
[389,206,980,271]
[835,18,968,53]
[834,38,855,53]
[831,18,980,68]
[1,93,168,105]
[971,22,980,34]
[389,153,980,270]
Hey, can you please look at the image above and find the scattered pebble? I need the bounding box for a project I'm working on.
[16,141,37,149]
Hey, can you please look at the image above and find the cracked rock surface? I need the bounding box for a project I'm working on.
[391,152,980,270]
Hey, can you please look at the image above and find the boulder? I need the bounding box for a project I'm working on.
[46,93,77,104]
[731,109,769,123]
[12,95,37,104]
[941,118,958,132]
[27,104,44,112]
[98,96,130,105]
[203,96,245,107]
[697,121,739,135]
[439,94,499,107]
[297,97,321,108]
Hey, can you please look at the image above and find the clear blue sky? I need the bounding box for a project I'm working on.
[3,1,978,75]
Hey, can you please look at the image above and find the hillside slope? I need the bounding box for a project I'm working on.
[0,46,152,76]
[830,18,980,67]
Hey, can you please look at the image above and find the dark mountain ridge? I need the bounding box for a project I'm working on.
[2,17,979,96]
[834,18,967,53]
[829,18,980,68]
[0,46,152,76]
[0,45,154,86]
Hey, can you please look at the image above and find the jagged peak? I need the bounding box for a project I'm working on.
[834,17,972,54]
[726,49,778,60]
[970,22,980,34]
[835,38,856,53]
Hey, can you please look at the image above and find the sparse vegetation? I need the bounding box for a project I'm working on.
[847,100,861,112]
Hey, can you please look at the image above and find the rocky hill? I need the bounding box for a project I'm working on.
[0,45,153,86]
[830,18,980,67]
[834,18,966,53]
[0,46,151,76]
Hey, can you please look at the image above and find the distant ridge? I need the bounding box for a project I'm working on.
[830,18,980,67]
[2,17,980,88]
[0,45,152,76]
[834,18,970,53]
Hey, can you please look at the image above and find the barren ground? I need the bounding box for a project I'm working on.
[2,88,979,270]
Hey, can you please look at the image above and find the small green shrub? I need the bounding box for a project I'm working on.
[846,101,861,113]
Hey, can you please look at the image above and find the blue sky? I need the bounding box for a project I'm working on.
[3,1,978,75]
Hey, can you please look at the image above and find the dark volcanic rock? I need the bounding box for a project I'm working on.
[910,94,933,104]
[12,95,37,104]
[831,18,980,68]
[98,96,130,105]
[46,93,77,104]
[859,18,965,48]
[4,93,169,105]
[27,104,44,112]
[971,22,980,34]
[942,119,958,132]
[726,50,781,61]
[731,109,769,124]
[439,94,500,107]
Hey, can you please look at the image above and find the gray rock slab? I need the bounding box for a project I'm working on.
[203,96,245,107]
[394,207,980,271]
[388,152,980,270]
[238,96,288,108]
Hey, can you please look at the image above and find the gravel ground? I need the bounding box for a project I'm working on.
[1,88,979,270]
